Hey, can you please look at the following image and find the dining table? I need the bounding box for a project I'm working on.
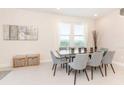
[57,50,93,62]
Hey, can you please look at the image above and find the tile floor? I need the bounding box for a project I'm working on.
[0,63,124,85]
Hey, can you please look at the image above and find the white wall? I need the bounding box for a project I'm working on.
[96,9,124,64]
[0,9,95,68]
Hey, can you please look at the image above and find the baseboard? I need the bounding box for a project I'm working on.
[0,64,11,68]
[0,59,51,69]
[113,61,124,67]
[2,60,123,68]
[40,59,51,63]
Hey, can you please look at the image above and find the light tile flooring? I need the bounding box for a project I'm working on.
[0,63,124,85]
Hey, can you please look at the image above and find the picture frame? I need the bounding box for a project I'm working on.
[3,25,38,40]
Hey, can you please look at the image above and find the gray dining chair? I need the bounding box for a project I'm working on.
[50,51,69,76]
[59,47,68,51]
[56,50,70,60]
[68,54,90,85]
[98,48,108,56]
[97,48,108,68]
[56,50,71,68]
[87,52,104,80]
[102,51,115,76]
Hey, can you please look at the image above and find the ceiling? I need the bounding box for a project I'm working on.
[23,8,118,18]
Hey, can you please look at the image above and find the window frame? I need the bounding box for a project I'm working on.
[59,22,87,48]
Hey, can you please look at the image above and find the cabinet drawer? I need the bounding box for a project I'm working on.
[13,59,27,67]
[27,58,40,66]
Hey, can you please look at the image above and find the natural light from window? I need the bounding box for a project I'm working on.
[59,22,86,48]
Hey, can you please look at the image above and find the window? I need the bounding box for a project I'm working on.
[73,24,86,47]
[59,22,86,48]
[59,23,71,47]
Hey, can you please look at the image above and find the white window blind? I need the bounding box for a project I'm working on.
[59,22,87,48]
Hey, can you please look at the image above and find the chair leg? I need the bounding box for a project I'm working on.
[95,67,97,70]
[61,64,62,68]
[53,64,57,76]
[91,67,93,80]
[63,64,65,68]
[79,70,80,74]
[104,64,107,76]
[68,66,70,75]
[52,64,55,70]
[66,63,68,73]
[72,57,74,62]
[69,57,71,62]
[83,70,85,72]
[110,64,115,74]
[84,69,89,81]
[68,68,72,75]
[74,70,77,85]
[106,64,108,67]
[99,66,104,77]
[102,64,104,68]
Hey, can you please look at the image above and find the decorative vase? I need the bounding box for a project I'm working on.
[95,46,97,52]
[92,30,97,52]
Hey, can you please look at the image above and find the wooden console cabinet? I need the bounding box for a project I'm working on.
[27,54,40,66]
[13,54,40,68]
